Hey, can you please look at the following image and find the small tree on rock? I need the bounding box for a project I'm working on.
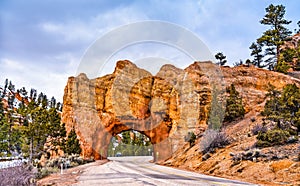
[215,52,227,66]
[250,42,265,68]
[224,84,245,122]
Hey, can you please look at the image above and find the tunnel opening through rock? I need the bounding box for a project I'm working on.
[107,130,153,157]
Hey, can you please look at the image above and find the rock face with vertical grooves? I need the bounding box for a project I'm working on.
[62,60,299,162]
[62,60,215,161]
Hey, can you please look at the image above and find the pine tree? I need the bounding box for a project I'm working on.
[215,52,227,66]
[263,83,300,132]
[47,108,66,146]
[280,84,300,131]
[0,90,9,156]
[249,42,265,68]
[224,84,245,122]
[296,21,300,33]
[257,4,292,70]
[18,93,49,160]
[65,128,81,155]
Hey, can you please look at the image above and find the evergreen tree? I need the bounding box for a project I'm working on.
[224,84,245,122]
[1,79,66,159]
[295,40,300,70]
[257,4,292,70]
[0,80,22,156]
[18,92,48,160]
[279,40,300,71]
[215,52,227,66]
[274,60,290,74]
[296,21,300,33]
[233,60,243,67]
[121,131,132,144]
[47,108,66,146]
[0,90,9,156]
[50,97,56,109]
[65,128,81,155]
[207,87,225,130]
[245,59,252,67]
[249,42,265,68]
[262,84,300,132]
[280,84,300,131]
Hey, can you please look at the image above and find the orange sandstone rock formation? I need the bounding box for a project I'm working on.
[62,60,217,161]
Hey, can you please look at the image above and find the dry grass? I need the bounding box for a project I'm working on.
[269,160,293,172]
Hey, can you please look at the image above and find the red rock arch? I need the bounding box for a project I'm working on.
[62,60,215,162]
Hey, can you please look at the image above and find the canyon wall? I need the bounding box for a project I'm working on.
[62,60,300,161]
[62,60,219,161]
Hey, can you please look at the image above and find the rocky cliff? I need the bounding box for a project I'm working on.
[62,60,300,166]
[62,60,221,161]
[163,65,300,185]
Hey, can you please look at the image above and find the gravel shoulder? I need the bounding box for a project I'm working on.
[37,160,108,186]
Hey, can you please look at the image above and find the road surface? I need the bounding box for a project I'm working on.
[74,156,257,186]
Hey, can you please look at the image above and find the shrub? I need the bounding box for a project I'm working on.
[184,132,196,146]
[0,165,35,186]
[36,167,59,179]
[251,124,267,135]
[200,129,230,153]
[256,129,290,147]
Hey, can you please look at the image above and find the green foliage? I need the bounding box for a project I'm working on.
[207,87,225,130]
[224,84,245,122]
[65,128,81,155]
[0,94,9,155]
[258,84,300,147]
[249,42,265,68]
[0,79,66,161]
[0,80,22,156]
[282,48,296,63]
[274,60,290,74]
[256,4,292,70]
[279,40,300,71]
[108,131,152,156]
[47,108,66,146]
[121,131,132,144]
[184,132,196,146]
[262,84,300,132]
[256,129,290,147]
[215,52,227,66]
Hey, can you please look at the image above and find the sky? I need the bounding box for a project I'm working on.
[0,0,299,102]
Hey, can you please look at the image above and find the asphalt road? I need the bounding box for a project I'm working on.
[74,156,257,186]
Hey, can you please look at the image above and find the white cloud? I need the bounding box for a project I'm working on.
[3,0,299,104]
[39,5,149,45]
[0,56,78,102]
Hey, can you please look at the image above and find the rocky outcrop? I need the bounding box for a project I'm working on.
[161,65,300,185]
[62,60,218,161]
[62,60,300,162]
[221,65,300,113]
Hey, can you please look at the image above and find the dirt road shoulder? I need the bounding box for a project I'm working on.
[37,160,108,186]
